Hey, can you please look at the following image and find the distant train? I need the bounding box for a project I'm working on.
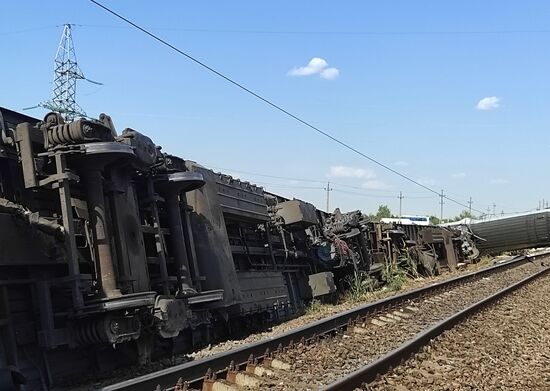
[380,215,430,226]
[0,106,479,389]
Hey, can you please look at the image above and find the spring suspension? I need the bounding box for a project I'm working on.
[45,119,114,147]
[72,315,142,346]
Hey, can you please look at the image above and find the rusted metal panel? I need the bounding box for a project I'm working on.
[216,173,268,222]
[185,162,243,307]
[308,272,336,297]
[237,271,289,313]
[275,199,319,230]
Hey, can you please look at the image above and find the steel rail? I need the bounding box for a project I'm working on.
[321,264,550,390]
[101,251,549,391]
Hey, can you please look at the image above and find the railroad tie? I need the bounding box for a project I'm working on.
[206,379,238,391]
[251,365,274,377]
[353,326,369,334]
[370,318,386,327]
[378,316,396,323]
[269,358,291,371]
[404,305,420,313]
[231,372,262,388]
[384,313,402,321]
[393,310,411,319]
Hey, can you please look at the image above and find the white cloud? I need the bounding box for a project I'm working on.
[328,166,389,190]
[394,161,409,167]
[476,96,501,111]
[490,178,510,185]
[417,176,436,186]
[320,67,340,80]
[451,172,466,179]
[328,165,376,179]
[361,180,389,190]
[288,57,327,76]
[288,57,339,80]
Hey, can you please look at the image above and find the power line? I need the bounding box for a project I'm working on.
[74,24,550,36]
[0,26,58,36]
[208,165,325,183]
[329,181,429,194]
[208,164,427,194]
[333,189,402,199]
[207,164,437,198]
[89,0,486,215]
[256,184,325,190]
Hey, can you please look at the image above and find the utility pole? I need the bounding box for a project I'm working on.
[439,189,444,222]
[468,196,473,216]
[325,181,333,212]
[492,203,496,217]
[398,191,404,218]
[486,206,491,219]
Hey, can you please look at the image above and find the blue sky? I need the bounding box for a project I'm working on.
[3,1,550,218]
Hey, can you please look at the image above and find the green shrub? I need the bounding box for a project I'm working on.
[382,259,408,291]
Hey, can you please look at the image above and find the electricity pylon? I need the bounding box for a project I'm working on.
[25,24,102,121]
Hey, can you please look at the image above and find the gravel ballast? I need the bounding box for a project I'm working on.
[366,269,550,391]
[190,255,517,361]
[59,254,546,390]
[256,259,546,390]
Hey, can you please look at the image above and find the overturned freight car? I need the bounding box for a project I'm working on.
[369,221,479,275]
[0,106,480,389]
[466,210,550,254]
[0,107,373,388]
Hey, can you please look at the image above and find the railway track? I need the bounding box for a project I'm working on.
[102,252,550,391]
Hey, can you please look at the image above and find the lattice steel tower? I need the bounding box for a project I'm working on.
[27,24,101,121]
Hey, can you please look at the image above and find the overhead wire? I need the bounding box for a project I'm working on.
[207,165,325,184]
[251,182,325,190]
[333,189,437,199]
[207,164,439,195]
[0,26,59,36]
[72,24,550,36]
[89,0,486,215]
[332,189,401,199]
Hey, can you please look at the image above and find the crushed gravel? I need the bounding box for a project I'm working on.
[366,268,550,391]
[190,255,516,361]
[57,252,546,390]
[256,259,546,390]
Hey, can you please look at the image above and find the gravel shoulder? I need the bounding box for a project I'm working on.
[254,258,544,390]
[366,267,550,391]
[59,253,542,390]
[190,254,521,360]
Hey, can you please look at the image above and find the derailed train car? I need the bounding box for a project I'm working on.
[0,107,478,389]
[465,210,550,254]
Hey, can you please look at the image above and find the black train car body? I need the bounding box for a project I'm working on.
[0,107,478,389]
